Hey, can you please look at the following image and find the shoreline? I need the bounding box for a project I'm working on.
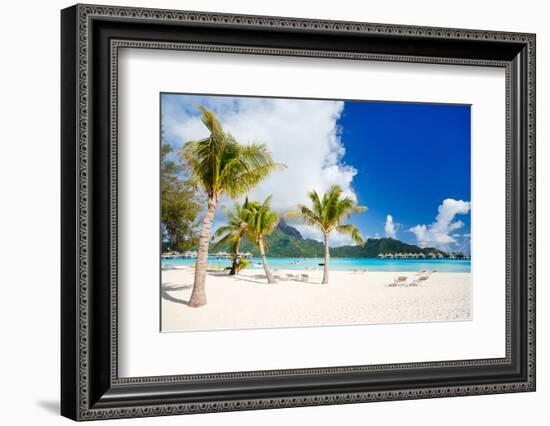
[161,269,472,332]
[161,257,471,273]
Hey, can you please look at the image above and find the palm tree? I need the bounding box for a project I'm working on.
[211,199,254,276]
[288,185,367,284]
[245,196,279,284]
[181,106,284,307]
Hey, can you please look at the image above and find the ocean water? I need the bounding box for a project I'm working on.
[162,257,471,273]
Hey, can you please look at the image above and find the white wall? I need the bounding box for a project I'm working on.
[0,0,546,424]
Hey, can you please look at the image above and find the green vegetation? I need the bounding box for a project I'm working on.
[161,144,201,252]
[220,220,447,258]
[244,196,280,284]
[181,106,284,307]
[331,237,447,257]
[287,185,367,283]
[211,199,255,276]
[234,257,252,273]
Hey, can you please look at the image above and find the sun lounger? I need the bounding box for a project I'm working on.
[388,276,408,287]
[300,274,309,282]
[410,275,431,286]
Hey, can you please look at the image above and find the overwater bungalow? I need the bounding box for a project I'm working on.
[214,251,231,259]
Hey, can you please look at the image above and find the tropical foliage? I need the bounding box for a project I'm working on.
[161,144,201,251]
[211,199,255,275]
[244,196,280,284]
[234,257,252,273]
[216,220,447,258]
[181,106,284,306]
[288,185,367,284]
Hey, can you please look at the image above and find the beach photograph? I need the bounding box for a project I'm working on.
[160,93,472,332]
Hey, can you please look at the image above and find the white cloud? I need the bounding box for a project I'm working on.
[409,199,471,249]
[384,214,398,239]
[291,224,356,247]
[164,96,359,245]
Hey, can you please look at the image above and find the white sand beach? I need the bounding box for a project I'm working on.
[161,268,472,332]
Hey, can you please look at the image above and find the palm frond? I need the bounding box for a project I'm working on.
[211,232,237,250]
[308,190,323,217]
[180,107,284,199]
[335,224,365,246]
[244,196,279,244]
[293,185,367,237]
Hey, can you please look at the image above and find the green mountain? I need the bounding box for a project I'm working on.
[219,219,446,258]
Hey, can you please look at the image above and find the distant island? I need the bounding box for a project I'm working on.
[181,219,468,259]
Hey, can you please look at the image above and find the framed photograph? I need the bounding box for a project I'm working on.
[61,4,536,421]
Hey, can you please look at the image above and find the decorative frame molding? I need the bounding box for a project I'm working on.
[61,4,535,421]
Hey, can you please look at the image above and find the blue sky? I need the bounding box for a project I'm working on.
[161,94,471,253]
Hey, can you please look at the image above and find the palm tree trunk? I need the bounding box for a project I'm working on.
[229,239,240,276]
[188,196,217,307]
[258,237,275,284]
[322,232,330,284]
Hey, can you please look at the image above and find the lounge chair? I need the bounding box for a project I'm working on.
[287,273,302,281]
[388,276,408,287]
[300,274,309,282]
[410,275,431,286]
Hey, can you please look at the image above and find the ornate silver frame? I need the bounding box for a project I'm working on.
[61,4,536,421]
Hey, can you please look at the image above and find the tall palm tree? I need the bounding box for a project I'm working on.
[211,199,254,276]
[288,185,367,284]
[245,196,279,284]
[182,106,284,307]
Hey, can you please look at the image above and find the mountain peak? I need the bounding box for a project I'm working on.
[277,219,303,240]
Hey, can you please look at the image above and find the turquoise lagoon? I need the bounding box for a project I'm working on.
[162,257,471,273]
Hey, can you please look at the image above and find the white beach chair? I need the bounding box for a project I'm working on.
[410,275,431,286]
[300,274,310,282]
[389,276,408,287]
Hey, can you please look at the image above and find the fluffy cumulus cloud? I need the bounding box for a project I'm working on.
[291,224,358,247]
[409,199,471,249]
[384,215,398,239]
[163,95,359,246]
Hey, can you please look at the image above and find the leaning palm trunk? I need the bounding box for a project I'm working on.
[229,239,240,276]
[322,232,330,284]
[258,237,275,284]
[189,196,217,307]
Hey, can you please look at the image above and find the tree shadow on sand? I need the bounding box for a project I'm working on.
[161,282,193,305]
[226,274,294,284]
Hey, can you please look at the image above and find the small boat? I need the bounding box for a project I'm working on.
[318,263,325,266]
